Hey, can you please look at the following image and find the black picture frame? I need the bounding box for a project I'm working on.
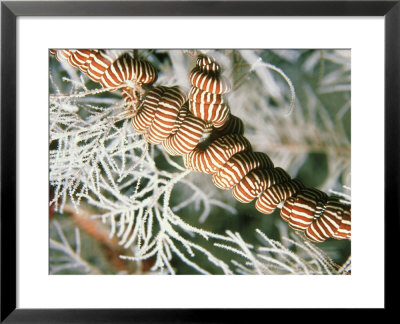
[1,0,398,322]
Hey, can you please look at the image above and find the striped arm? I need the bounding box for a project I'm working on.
[131,86,208,156]
[281,189,351,242]
[188,55,231,128]
[50,49,157,90]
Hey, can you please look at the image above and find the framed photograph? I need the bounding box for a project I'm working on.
[1,0,398,321]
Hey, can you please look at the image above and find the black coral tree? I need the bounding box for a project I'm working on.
[49,49,351,275]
